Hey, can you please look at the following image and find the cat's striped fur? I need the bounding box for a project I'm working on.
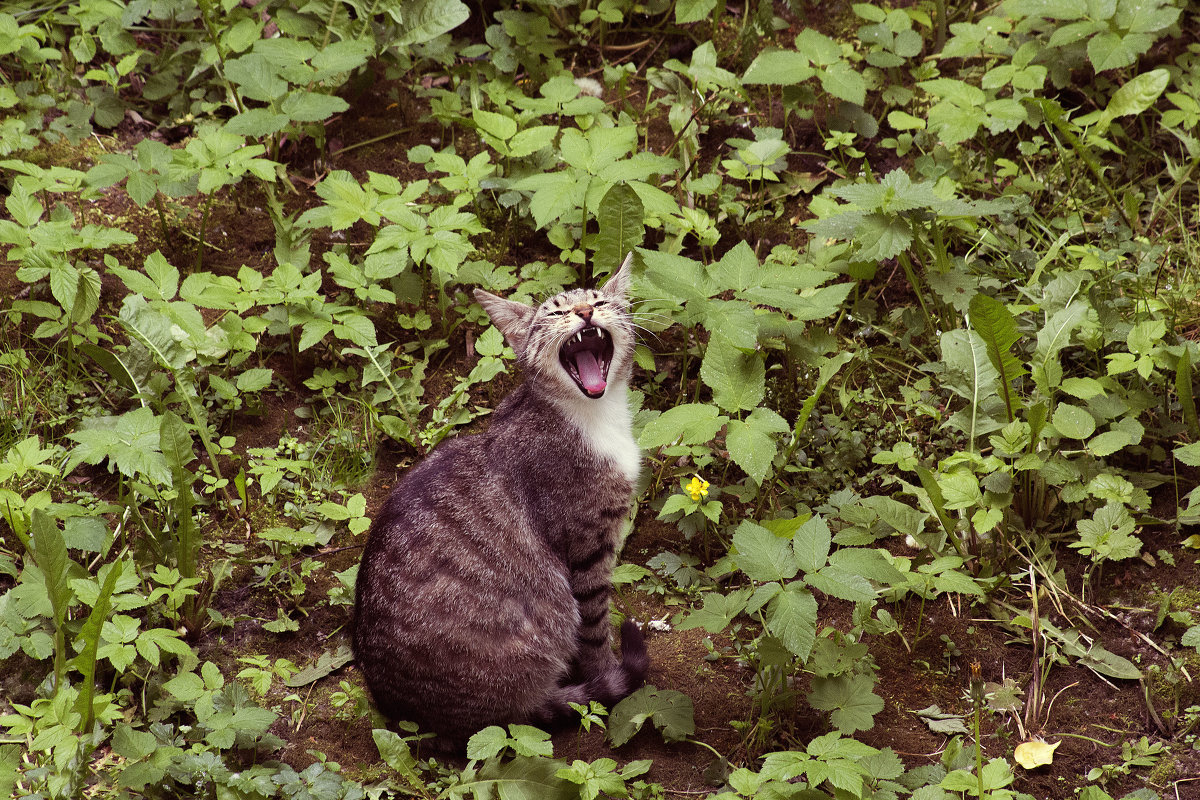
[352,255,649,748]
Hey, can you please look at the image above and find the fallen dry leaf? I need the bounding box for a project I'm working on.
[1014,739,1060,769]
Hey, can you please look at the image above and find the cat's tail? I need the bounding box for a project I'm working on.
[539,620,650,726]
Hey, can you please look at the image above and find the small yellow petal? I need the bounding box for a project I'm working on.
[1014,739,1059,769]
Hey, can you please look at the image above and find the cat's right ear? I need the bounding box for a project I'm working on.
[474,289,534,354]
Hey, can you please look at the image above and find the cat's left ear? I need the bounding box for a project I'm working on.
[474,289,534,354]
[600,252,634,300]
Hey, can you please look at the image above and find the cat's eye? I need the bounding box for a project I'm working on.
[593,300,608,307]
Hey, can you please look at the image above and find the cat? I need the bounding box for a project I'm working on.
[352,253,649,749]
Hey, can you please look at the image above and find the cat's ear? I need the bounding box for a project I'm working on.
[600,252,634,300]
[474,289,534,353]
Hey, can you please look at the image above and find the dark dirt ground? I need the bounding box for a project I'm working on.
[4,9,1200,800]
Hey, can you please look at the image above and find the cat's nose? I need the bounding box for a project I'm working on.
[574,304,593,321]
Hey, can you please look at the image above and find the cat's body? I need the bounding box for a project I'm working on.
[352,256,648,748]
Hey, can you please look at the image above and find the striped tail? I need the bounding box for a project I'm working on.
[537,620,651,726]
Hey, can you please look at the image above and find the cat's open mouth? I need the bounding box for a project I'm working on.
[559,326,613,398]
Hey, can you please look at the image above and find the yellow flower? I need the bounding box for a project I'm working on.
[685,476,710,502]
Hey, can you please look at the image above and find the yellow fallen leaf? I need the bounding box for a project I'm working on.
[1014,739,1059,769]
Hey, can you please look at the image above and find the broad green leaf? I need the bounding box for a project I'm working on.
[792,514,832,574]
[969,293,1026,421]
[608,687,695,747]
[700,335,764,412]
[732,521,798,583]
[1175,441,1200,467]
[280,91,349,122]
[1052,403,1096,439]
[637,403,728,448]
[675,0,717,23]
[820,62,867,105]
[595,183,644,279]
[66,406,170,485]
[809,674,884,733]
[393,0,470,47]
[766,584,818,661]
[678,588,752,633]
[742,50,815,85]
[806,565,877,602]
[725,407,788,485]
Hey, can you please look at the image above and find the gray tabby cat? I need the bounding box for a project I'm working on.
[352,254,649,748]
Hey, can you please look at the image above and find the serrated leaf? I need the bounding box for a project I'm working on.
[637,403,727,448]
[766,584,818,660]
[725,407,788,485]
[809,673,883,733]
[969,293,1026,421]
[608,687,695,747]
[700,335,765,412]
[732,521,799,583]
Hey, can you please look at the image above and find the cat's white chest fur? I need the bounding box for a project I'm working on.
[556,383,641,485]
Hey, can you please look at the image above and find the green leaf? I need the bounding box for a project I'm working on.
[392,0,470,47]
[675,0,717,24]
[1072,501,1139,563]
[700,335,764,412]
[678,588,752,634]
[791,514,831,574]
[809,674,884,733]
[1175,441,1200,467]
[1176,348,1199,438]
[766,584,818,661]
[637,403,728,448]
[1052,403,1097,439]
[725,407,788,485]
[30,510,71,627]
[820,62,867,105]
[595,183,644,279]
[5,180,43,227]
[969,293,1026,421]
[732,521,799,583]
[607,687,695,747]
[66,406,170,485]
[742,50,816,85]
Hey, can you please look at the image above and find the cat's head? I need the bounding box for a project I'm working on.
[474,254,635,401]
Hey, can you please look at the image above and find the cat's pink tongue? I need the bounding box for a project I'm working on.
[575,351,607,394]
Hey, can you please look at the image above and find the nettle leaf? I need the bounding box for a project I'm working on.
[607,687,695,747]
[393,0,470,48]
[809,674,884,733]
[700,335,765,412]
[766,584,818,661]
[853,213,912,261]
[726,407,789,485]
[637,403,728,448]
[1174,442,1200,467]
[820,62,866,105]
[792,514,832,574]
[732,520,799,583]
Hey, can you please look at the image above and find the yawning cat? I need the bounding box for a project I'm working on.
[352,254,649,748]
